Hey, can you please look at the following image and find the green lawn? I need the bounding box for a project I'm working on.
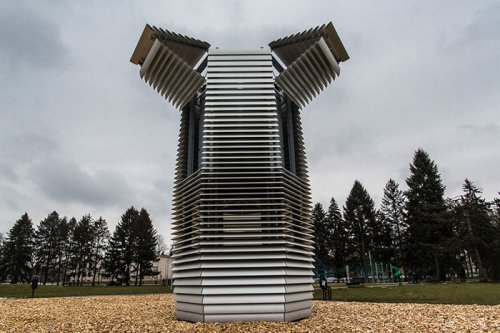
[2,282,498,306]
[314,282,500,305]
[0,284,172,299]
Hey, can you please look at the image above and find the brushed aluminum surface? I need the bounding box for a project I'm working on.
[130,22,349,323]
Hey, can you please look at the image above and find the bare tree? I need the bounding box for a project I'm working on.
[156,234,168,256]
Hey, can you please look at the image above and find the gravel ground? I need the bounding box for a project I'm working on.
[0,294,498,332]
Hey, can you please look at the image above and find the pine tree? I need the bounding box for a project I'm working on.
[133,208,158,285]
[490,193,500,280]
[373,210,393,264]
[0,232,3,282]
[54,217,71,285]
[380,179,407,271]
[312,203,329,269]
[61,217,76,285]
[453,180,499,281]
[326,197,347,269]
[0,213,35,283]
[102,236,123,284]
[72,215,94,286]
[35,211,62,284]
[494,194,500,220]
[343,180,381,264]
[90,217,110,286]
[105,207,139,285]
[405,149,454,281]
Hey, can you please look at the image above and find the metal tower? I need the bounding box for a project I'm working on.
[130,22,349,322]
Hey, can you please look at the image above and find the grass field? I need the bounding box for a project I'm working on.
[0,284,172,298]
[314,282,500,305]
[1,282,498,306]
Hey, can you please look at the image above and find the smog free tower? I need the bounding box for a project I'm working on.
[130,22,349,322]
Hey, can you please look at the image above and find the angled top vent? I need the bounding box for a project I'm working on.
[130,25,210,109]
[269,22,349,108]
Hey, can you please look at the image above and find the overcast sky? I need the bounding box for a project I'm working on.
[1,1,499,245]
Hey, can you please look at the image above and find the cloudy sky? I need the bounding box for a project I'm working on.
[1,1,499,245]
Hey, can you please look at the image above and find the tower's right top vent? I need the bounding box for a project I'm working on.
[269,22,349,66]
[269,22,349,108]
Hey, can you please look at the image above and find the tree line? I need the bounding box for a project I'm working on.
[313,149,500,282]
[0,207,164,286]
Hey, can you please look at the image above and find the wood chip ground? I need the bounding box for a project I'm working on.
[0,294,498,332]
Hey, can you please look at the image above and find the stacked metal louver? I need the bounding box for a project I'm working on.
[270,23,349,108]
[130,22,349,323]
[131,25,210,109]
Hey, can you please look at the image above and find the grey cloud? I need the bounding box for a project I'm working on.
[459,3,500,47]
[0,184,24,211]
[448,123,500,150]
[0,2,68,71]
[0,130,60,186]
[459,123,499,136]
[1,1,500,238]
[0,162,18,182]
[154,178,173,193]
[30,159,136,208]
[2,131,59,164]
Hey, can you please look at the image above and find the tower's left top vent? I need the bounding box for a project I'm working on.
[130,25,210,109]
[130,24,210,66]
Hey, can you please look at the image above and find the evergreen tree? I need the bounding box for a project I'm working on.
[326,197,347,269]
[35,211,62,284]
[53,217,72,285]
[312,203,329,269]
[72,215,94,286]
[90,217,110,286]
[133,208,158,285]
[102,235,123,284]
[0,232,3,282]
[405,149,455,281]
[453,180,500,281]
[0,213,35,283]
[343,180,383,264]
[105,207,139,285]
[490,193,500,280]
[61,217,77,285]
[380,179,407,271]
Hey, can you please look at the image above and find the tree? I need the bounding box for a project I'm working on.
[105,207,139,285]
[326,197,347,269]
[35,211,62,284]
[156,234,168,256]
[380,179,407,271]
[490,193,500,280]
[0,232,3,282]
[312,203,329,269]
[90,217,110,286]
[104,207,159,285]
[0,213,35,283]
[102,235,123,285]
[343,180,387,264]
[133,208,158,285]
[53,217,72,285]
[452,180,500,281]
[61,217,77,285]
[493,194,500,220]
[71,215,95,286]
[405,149,455,281]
